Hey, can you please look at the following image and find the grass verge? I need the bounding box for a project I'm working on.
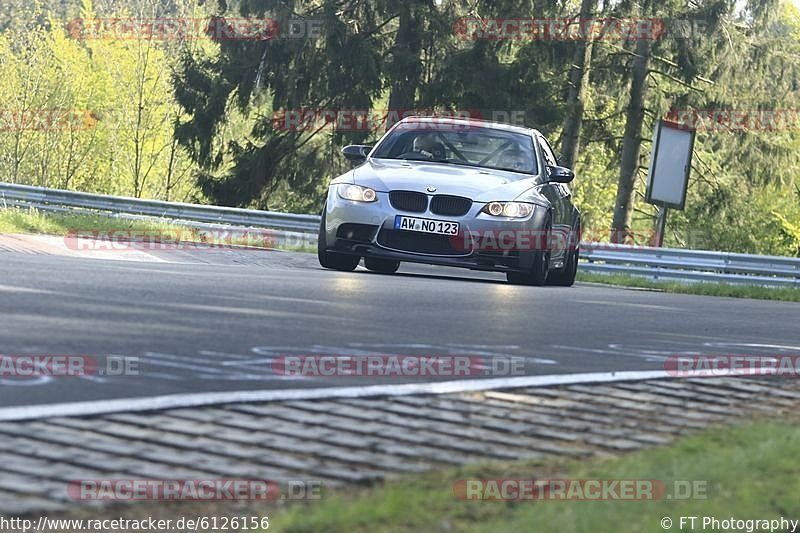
[271,420,800,533]
[577,271,800,302]
[0,207,315,252]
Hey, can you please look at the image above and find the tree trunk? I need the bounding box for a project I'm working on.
[610,37,650,244]
[560,0,595,170]
[385,4,422,130]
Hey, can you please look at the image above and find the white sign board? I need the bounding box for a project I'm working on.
[645,120,694,210]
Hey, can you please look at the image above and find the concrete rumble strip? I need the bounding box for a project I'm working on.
[1,376,799,516]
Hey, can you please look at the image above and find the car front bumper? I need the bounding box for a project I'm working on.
[321,188,553,273]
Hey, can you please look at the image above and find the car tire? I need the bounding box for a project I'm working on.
[506,250,549,286]
[364,257,400,274]
[318,210,360,271]
[547,222,580,287]
[506,218,551,286]
[547,248,578,286]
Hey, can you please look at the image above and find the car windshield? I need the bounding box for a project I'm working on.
[371,124,538,175]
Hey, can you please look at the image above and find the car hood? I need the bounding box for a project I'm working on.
[347,158,543,203]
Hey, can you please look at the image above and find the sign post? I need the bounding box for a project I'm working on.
[645,119,695,247]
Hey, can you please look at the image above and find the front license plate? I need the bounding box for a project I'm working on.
[394,216,459,235]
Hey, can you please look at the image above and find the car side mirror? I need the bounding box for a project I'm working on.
[342,145,370,163]
[547,165,574,183]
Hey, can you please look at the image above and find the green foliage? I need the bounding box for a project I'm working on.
[271,421,800,532]
[0,0,201,201]
[772,208,800,256]
[2,0,800,257]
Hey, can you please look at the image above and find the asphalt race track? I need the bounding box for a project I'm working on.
[1,244,799,408]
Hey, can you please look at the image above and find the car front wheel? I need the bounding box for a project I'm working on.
[506,217,551,286]
[318,211,360,271]
[506,249,550,286]
[547,247,578,286]
[547,222,580,287]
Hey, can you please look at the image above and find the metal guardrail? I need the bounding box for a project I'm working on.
[580,243,800,287]
[2,181,799,287]
[0,182,320,233]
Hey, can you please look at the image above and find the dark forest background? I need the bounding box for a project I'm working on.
[1,0,799,253]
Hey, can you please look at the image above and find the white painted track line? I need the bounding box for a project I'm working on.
[0,370,671,421]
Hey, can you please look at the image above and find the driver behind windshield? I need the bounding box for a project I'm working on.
[497,145,534,172]
[410,132,446,160]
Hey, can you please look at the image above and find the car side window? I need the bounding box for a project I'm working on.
[538,137,557,167]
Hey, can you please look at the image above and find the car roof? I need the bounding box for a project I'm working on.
[396,116,542,137]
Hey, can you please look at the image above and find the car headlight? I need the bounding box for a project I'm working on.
[482,202,534,218]
[338,184,377,202]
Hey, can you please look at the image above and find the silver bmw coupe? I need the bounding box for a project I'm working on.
[317,116,581,286]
